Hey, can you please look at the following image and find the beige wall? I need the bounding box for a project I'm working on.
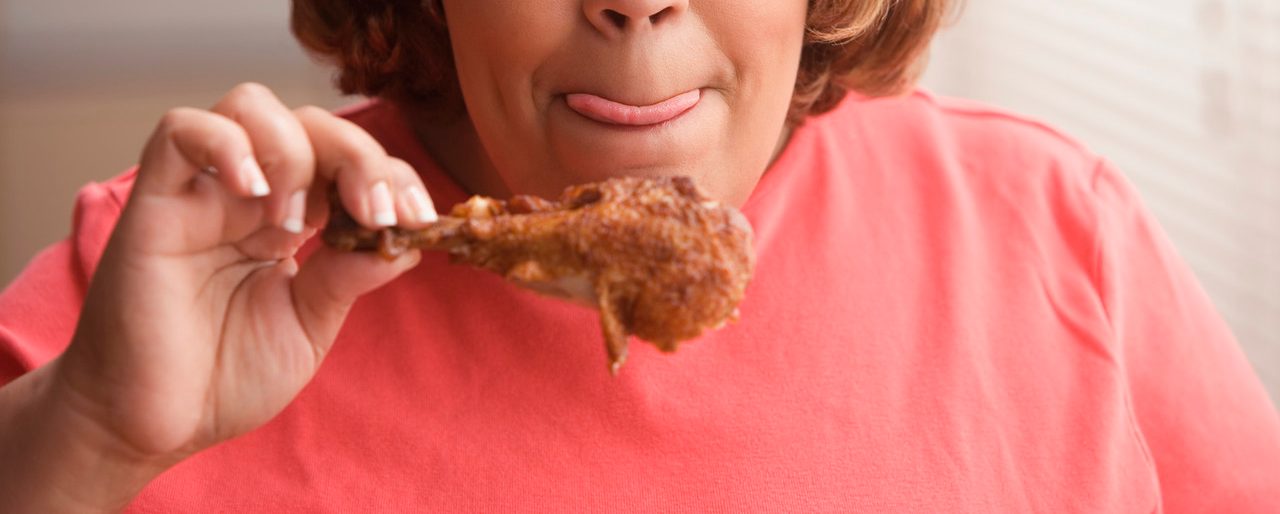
[0,0,348,285]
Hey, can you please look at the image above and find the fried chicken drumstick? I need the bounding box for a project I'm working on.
[322,176,755,374]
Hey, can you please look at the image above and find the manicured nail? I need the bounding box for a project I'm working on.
[403,185,438,224]
[370,181,397,227]
[240,156,270,197]
[282,190,306,234]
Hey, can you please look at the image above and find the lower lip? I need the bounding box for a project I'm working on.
[565,89,701,127]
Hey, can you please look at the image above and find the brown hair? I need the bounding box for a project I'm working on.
[291,0,957,125]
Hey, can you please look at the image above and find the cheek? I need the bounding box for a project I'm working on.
[711,1,808,106]
[443,2,572,121]
[705,2,807,157]
[714,2,807,200]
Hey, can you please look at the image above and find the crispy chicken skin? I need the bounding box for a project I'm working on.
[323,176,755,374]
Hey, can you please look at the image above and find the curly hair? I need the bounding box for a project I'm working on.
[291,0,957,125]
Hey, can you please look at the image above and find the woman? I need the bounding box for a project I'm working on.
[1,0,1277,511]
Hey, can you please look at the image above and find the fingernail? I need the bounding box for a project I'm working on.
[282,190,306,234]
[403,185,438,224]
[370,181,397,227]
[240,156,270,197]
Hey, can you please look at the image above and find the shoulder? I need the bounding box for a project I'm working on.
[805,88,1112,240]
[0,170,133,382]
[819,87,1104,189]
[34,169,137,289]
[799,89,1118,281]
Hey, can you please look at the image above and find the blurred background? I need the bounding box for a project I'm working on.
[1,1,1276,401]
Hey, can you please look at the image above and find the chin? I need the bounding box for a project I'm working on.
[568,161,751,206]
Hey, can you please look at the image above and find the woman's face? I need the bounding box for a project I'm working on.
[436,0,808,204]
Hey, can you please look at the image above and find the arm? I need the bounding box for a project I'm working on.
[1092,160,1280,513]
[0,362,167,512]
[0,186,153,512]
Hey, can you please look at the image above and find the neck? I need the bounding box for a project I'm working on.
[401,103,512,200]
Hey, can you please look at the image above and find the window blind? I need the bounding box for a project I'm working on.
[922,0,1280,399]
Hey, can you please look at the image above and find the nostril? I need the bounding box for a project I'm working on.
[602,9,627,30]
[649,7,672,25]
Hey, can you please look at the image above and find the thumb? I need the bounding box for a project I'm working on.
[290,246,421,353]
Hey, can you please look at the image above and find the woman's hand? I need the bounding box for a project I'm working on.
[3,83,437,509]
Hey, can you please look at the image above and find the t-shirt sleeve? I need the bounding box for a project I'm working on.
[1091,159,1280,512]
[0,172,130,386]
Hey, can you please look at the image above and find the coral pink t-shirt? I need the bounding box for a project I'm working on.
[2,90,1278,512]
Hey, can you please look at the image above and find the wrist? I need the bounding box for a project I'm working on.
[0,359,171,512]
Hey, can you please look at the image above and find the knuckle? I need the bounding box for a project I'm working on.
[157,107,198,132]
[217,83,280,115]
[229,82,275,102]
[293,104,329,120]
[386,156,412,173]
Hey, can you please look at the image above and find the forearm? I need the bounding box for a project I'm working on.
[0,359,167,513]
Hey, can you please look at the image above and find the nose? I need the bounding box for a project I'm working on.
[583,0,688,36]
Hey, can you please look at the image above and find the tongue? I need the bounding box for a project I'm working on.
[566,89,700,126]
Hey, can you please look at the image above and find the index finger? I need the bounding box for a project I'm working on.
[210,83,316,233]
[293,106,402,229]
